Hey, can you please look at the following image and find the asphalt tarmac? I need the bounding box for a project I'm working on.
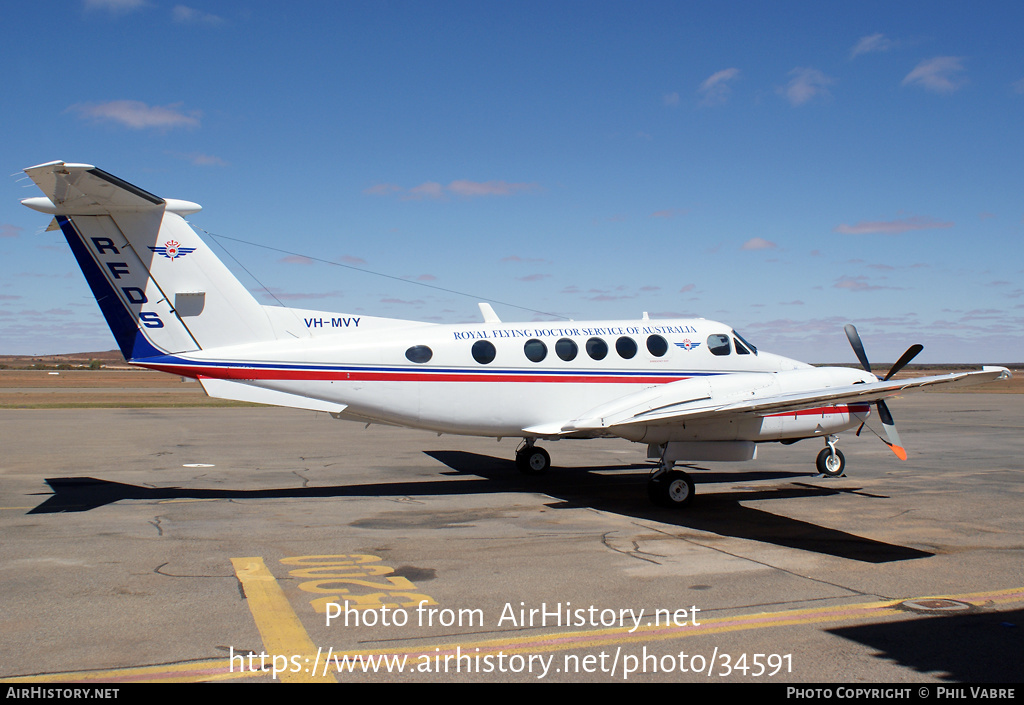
[1,392,1021,684]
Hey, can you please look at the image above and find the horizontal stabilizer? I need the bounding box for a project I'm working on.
[21,161,201,216]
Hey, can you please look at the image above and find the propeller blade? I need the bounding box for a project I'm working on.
[876,399,907,460]
[844,324,873,375]
[883,344,924,381]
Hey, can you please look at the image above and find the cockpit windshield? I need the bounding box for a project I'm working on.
[732,330,757,355]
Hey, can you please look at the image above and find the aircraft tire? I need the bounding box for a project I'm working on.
[648,470,695,508]
[816,447,846,477]
[516,446,550,475]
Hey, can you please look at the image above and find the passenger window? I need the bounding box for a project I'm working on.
[586,337,608,360]
[734,338,750,355]
[555,338,578,361]
[405,345,433,363]
[707,334,731,356]
[524,339,547,362]
[615,336,637,359]
[472,340,496,364]
[646,335,668,357]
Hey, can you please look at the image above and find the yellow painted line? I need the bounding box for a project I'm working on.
[230,557,336,683]
[0,659,250,684]
[5,580,1022,683]
[324,585,1024,661]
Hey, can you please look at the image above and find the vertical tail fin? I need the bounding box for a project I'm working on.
[22,161,277,360]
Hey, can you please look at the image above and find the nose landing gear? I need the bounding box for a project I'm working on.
[816,435,846,477]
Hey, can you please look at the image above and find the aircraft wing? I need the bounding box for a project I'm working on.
[527,366,1011,435]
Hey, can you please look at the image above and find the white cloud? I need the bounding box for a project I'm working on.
[172,5,224,25]
[698,68,740,106]
[84,0,147,14]
[405,182,445,200]
[902,57,967,93]
[168,151,226,166]
[651,208,687,219]
[850,33,894,59]
[834,276,901,292]
[834,216,954,235]
[780,68,833,106]
[447,180,539,197]
[363,183,402,196]
[741,237,778,250]
[368,179,540,200]
[70,100,201,130]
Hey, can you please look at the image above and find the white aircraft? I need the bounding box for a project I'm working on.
[21,161,1011,508]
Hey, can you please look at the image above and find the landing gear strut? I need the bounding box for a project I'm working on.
[647,447,695,508]
[516,440,550,474]
[816,435,846,477]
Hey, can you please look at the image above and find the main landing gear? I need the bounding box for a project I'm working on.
[647,445,696,509]
[513,435,846,509]
[816,434,846,477]
[647,468,695,508]
[515,440,551,475]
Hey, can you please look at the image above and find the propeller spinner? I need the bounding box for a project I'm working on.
[844,324,923,460]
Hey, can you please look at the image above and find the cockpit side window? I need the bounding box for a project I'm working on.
[732,330,758,355]
[707,334,731,356]
[734,338,750,354]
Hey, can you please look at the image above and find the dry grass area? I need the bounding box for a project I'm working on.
[0,368,192,388]
[0,368,250,408]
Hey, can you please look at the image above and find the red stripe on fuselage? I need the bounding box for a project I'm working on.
[766,404,870,417]
[139,363,692,385]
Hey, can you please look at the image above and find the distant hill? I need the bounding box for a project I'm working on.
[0,350,126,368]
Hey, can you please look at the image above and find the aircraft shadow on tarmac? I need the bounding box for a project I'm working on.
[31,450,930,564]
[426,450,932,564]
[828,607,1024,682]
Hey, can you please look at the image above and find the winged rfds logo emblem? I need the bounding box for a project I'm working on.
[675,339,701,351]
[149,240,196,261]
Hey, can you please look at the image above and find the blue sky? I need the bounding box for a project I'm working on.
[2,1,1023,362]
